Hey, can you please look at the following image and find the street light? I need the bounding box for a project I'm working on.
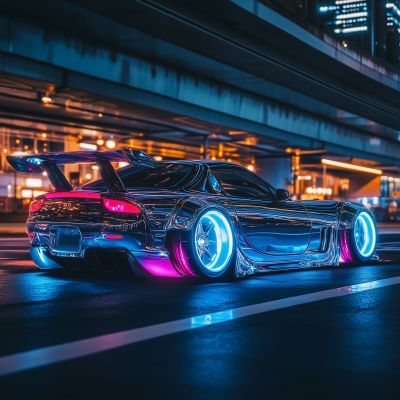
[106,140,116,149]
[321,159,382,175]
[80,143,97,151]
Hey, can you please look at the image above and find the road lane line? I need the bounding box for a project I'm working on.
[0,238,29,241]
[0,250,30,252]
[1,276,400,377]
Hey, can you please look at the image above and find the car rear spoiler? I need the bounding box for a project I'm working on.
[6,147,159,193]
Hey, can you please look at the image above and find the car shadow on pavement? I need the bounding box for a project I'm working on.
[30,255,400,288]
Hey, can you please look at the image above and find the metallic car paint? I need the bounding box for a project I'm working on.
[6,148,158,172]
[227,198,311,255]
[17,153,377,278]
[30,246,64,269]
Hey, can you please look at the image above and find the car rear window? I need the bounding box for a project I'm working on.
[79,163,193,191]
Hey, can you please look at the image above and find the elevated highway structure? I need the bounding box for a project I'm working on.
[0,0,399,200]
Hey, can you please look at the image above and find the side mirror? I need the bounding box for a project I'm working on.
[209,172,222,192]
[275,188,290,201]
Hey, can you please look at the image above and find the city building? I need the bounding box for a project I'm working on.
[274,1,400,67]
[382,1,400,67]
[317,0,372,53]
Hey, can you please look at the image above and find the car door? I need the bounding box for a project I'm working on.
[211,166,311,255]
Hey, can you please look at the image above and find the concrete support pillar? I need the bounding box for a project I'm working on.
[255,156,292,191]
[203,135,209,160]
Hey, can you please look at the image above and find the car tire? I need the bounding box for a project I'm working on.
[340,211,377,262]
[167,208,236,280]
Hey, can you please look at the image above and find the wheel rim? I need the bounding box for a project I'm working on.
[194,210,233,273]
[354,212,376,258]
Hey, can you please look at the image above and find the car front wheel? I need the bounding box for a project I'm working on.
[340,211,377,262]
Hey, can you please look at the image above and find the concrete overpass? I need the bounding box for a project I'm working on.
[1,0,400,187]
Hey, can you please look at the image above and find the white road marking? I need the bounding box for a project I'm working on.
[378,229,400,234]
[0,250,30,252]
[0,238,29,241]
[0,276,400,377]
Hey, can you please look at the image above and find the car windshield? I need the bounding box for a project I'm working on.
[79,163,193,191]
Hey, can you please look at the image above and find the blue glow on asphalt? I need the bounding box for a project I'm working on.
[191,310,233,327]
[1,275,400,378]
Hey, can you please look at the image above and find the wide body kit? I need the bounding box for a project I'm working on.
[7,148,378,279]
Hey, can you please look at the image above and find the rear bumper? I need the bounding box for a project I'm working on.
[30,245,181,277]
[30,247,64,269]
[28,221,181,277]
[27,221,149,252]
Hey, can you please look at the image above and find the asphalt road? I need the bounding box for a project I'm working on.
[0,233,400,399]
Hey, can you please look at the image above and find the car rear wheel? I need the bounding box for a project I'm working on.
[340,211,377,262]
[167,209,236,280]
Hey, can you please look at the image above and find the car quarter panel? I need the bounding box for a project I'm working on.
[301,200,340,251]
[338,201,370,229]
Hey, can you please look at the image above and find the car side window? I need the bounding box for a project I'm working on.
[212,168,275,199]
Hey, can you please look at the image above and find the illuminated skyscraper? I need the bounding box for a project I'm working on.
[317,0,372,53]
[274,1,400,67]
[384,1,400,67]
[319,1,369,34]
[311,1,400,67]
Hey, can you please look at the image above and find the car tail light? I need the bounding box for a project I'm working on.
[103,199,141,214]
[29,199,44,213]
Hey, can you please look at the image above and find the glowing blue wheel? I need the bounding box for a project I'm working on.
[168,209,236,279]
[340,211,377,262]
[194,210,234,275]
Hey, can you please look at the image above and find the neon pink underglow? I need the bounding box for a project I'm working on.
[103,199,141,213]
[135,255,180,277]
[340,243,351,263]
[104,235,123,240]
[142,263,181,277]
[180,239,195,276]
[28,232,36,237]
[46,192,101,199]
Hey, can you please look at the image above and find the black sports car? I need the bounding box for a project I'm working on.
[7,147,378,280]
